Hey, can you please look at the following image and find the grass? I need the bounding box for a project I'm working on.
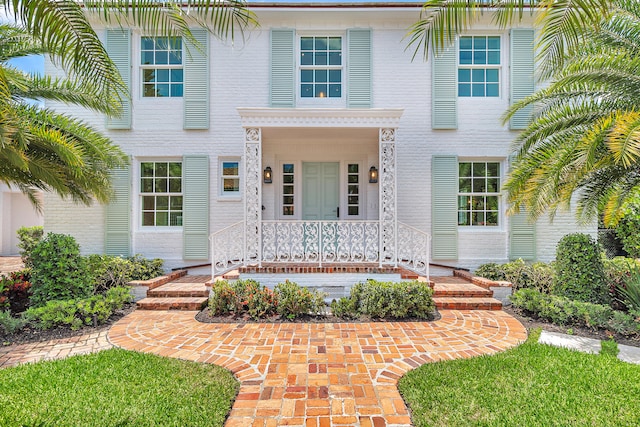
[399,330,640,427]
[0,349,239,426]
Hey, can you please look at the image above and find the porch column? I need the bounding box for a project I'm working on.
[379,128,397,265]
[244,127,262,266]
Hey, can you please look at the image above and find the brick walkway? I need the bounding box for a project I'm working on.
[0,330,112,368]
[109,310,527,427]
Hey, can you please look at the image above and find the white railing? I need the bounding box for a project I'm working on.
[210,221,244,276]
[209,220,431,279]
[262,220,380,265]
[397,222,431,278]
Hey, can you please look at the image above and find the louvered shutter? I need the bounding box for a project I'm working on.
[105,163,131,256]
[184,29,210,129]
[432,156,458,259]
[347,28,371,108]
[509,210,536,260]
[183,155,210,259]
[105,29,131,129]
[510,29,535,130]
[270,29,295,107]
[432,39,457,129]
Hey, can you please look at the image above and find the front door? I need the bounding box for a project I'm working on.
[302,162,339,220]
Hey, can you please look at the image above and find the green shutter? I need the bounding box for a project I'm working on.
[183,155,210,259]
[347,28,371,108]
[510,29,535,130]
[432,40,457,129]
[184,28,209,129]
[270,29,295,107]
[432,155,458,259]
[105,163,131,256]
[510,210,536,260]
[105,29,131,129]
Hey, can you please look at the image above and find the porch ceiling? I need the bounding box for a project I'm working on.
[237,107,404,128]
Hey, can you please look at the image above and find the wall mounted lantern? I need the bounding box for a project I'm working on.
[263,166,273,184]
[369,166,378,184]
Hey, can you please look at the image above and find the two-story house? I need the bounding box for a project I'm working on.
[42,1,595,277]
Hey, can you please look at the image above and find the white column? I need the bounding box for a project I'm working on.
[244,127,262,266]
[379,128,397,266]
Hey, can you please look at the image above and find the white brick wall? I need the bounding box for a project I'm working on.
[43,8,595,268]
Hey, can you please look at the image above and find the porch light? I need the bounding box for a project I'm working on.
[263,166,273,184]
[369,166,378,183]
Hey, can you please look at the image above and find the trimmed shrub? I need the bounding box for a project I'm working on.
[474,263,505,281]
[616,203,640,258]
[209,280,242,316]
[23,286,132,331]
[30,233,92,307]
[209,279,278,320]
[16,226,43,268]
[127,254,164,280]
[475,259,554,293]
[86,255,134,294]
[554,233,609,304]
[511,289,640,336]
[331,280,435,320]
[274,281,326,320]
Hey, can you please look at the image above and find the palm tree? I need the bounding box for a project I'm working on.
[0,1,255,208]
[503,0,640,226]
[0,23,128,208]
[407,0,614,78]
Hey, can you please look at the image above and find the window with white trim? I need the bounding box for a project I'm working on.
[458,161,500,226]
[219,160,240,196]
[141,36,183,97]
[300,36,343,99]
[140,161,183,226]
[458,36,500,97]
[282,163,295,216]
[347,164,360,216]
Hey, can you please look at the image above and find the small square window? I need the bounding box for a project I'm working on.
[220,160,240,196]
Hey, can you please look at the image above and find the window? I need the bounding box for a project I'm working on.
[141,36,183,97]
[458,162,500,226]
[140,162,183,226]
[282,163,295,216]
[458,36,500,97]
[300,36,342,98]
[221,161,240,195]
[347,164,359,216]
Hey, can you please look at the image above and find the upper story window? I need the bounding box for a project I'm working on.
[140,161,183,227]
[458,36,500,97]
[300,36,342,99]
[458,161,500,227]
[141,36,183,97]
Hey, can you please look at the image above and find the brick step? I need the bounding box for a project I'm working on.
[136,297,208,311]
[433,297,502,311]
[147,282,209,298]
[432,283,493,298]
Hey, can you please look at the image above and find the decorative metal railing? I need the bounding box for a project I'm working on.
[397,222,431,277]
[209,220,430,278]
[210,221,244,276]
[261,220,380,265]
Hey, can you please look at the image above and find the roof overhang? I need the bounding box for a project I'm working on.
[237,107,404,128]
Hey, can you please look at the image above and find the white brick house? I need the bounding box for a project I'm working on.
[43,1,595,274]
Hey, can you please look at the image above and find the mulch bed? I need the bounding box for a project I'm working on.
[0,303,136,347]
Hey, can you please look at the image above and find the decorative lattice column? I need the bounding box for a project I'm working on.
[244,127,262,265]
[379,128,397,265]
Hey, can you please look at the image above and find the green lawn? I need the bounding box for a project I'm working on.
[0,349,239,426]
[399,330,640,427]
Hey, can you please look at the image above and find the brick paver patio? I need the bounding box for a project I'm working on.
[109,310,527,426]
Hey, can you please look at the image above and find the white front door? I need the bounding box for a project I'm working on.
[302,162,339,220]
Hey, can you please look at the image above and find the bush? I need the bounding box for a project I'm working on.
[0,310,26,334]
[616,202,640,258]
[614,260,640,315]
[86,255,134,294]
[511,289,640,336]
[274,281,326,320]
[331,280,435,320]
[209,280,243,316]
[209,280,278,320]
[0,270,32,314]
[475,259,554,293]
[30,233,92,307]
[23,286,132,331]
[127,254,164,280]
[554,233,609,304]
[16,226,43,268]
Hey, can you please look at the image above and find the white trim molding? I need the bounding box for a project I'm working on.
[237,108,404,128]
